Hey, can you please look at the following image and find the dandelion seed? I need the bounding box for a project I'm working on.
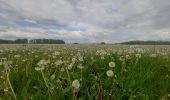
[37,59,47,66]
[14,55,20,58]
[33,86,38,89]
[150,54,157,58]
[78,56,83,62]
[72,80,80,91]
[50,74,55,80]
[114,75,117,78]
[109,62,116,68]
[60,68,65,72]
[125,55,130,59]
[72,57,76,62]
[135,54,141,58]
[4,88,8,92]
[106,70,114,77]
[53,51,60,56]
[1,58,7,60]
[119,56,125,61]
[55,60,63,66]
[35,66,45,71]
[68,63,73,70]
[77,64,84,69]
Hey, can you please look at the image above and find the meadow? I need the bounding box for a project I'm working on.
[0,44,169,100]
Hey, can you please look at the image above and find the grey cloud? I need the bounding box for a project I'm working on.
[0,0,170,43]
[152,5,170,29]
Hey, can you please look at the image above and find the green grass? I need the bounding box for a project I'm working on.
[0,44,169,100]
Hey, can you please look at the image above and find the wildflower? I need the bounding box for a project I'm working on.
[60,68,65,72]
[35,66,45,71]
[77,64,84,69]
[4,88,8,92]
[72,57,76,62]
[106,70,114,77]
[135,54,141,58]
[14,55,21,58]
[114,75,117,78]
[109,62,116,68]
[150,54,157,58]
[72,80,80,92]
[78,56,83,62]
[125,55,130,59]
[68,63,73,70]
[54,60,63,66]
[37,59,47,66]
[119,56,125,61]
[50,74,55,80]
[35,59,47,71]
[1,58,7,60]
[46,60,50,64]
[53,51,60,56]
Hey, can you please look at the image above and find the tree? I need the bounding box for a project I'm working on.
[29,39,65,44]
[101,42,106,44]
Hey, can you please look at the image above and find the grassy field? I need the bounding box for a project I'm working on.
[0,44,169,100]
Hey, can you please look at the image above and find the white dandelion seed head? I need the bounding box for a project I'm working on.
[72,80,80,90]
[106,70,114,77]
[109,62,116,68]
[60,68,65,72]
[78,56,84,62]
[135,54,141,58]
[77,64,84,69]
[14,55,21,58]
[68,63,73,70]
[150,54,157,58]
[50,74,55,80]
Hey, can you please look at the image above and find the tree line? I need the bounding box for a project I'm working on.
[0,39,65,44]
[120,40,170,45]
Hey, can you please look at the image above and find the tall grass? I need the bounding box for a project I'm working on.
[0,44,169,100]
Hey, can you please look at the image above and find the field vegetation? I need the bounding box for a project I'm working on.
[0,44,169,100]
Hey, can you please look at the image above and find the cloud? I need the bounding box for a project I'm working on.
[0,0,170,43]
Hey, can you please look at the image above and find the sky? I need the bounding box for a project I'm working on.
[0,0,170,43]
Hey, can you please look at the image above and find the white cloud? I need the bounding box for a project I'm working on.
[0,0,170,43]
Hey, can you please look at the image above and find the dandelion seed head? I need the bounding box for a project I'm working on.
[72,80,80,90]
[106,70,114,77]
[109,62,115,68]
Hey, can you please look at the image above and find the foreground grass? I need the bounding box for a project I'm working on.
[0,44,169,100]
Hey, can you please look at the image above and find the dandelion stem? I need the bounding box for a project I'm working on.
[7,71,17,100]
[81,69,83,81]
[66,68,75,100]
[41,70,51,94]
